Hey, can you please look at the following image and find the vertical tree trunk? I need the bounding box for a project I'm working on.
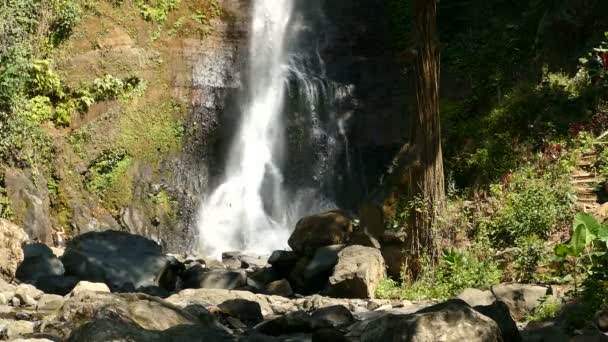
[405,0,445,268]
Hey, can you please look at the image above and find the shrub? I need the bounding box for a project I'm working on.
[22,96,53,124]
[513,235,546,283]
[484,164,574,248]
[92,75,124,101]
[54,100,76,126]
[86,149,132,195]
[27,60,64,99]
[376,246,502,301]
[136,0,180,23]
[49,0,82,45]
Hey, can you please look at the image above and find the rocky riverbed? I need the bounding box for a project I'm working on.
[0,214,607,341]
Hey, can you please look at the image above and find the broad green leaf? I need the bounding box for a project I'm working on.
[554,243,575,257]
[598,222,608,243]
[574,213,599,243]
[570,223,588,255]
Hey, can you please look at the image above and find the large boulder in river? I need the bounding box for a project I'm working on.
[181,264,246,290]
[491,283,551,321]
[288,210,353,256]
[325,245,385,299]
[61,230,182,291]
[356,299,502,342]
[0,219,28,281]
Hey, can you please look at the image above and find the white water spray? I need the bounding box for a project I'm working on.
[196,0,295,258]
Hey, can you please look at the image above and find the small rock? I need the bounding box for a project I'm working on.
[222,252,244,269]
[15,284,43,306]
[36,294,65,311]
[311,305,354,328]
[0,319,34,339]
[69,281,111,296]
[265,279,293,297]
[11,297,21,307]
[218,299,263,324]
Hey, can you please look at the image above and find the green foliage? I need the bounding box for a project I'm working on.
[484,164,575,247]
[86,149,132,196]
[49,0,82,45]
[27,60,64,99]
[552,213,608,330]
[513,235,546,283]
[54,100,76,126]
[376,246,501,301]
[136,0,180,24]
[92,75,124,101]
[22,96,53,124]
[527,296,562,322]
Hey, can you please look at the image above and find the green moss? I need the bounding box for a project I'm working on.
[117,99,185,161]
[86,148,132,196]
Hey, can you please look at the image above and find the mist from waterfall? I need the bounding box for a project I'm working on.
[196,0,346,258]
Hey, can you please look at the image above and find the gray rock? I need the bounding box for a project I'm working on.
[61,230,182,291]
[457,288,496,307]
[268,251,298,274]
[265,279,293,297]
[0,219,28,282]
[255,311,314,336]
[288,211,353,256]
[312,328,348,342]
[356,299,502,342]
[16,254,65,283]
[491,283,552,321]
[4,168,52,244]
[475,300,521,342]
[69,281,111,296]
[311,305,354,328]
[303,245,343,280]
[15,284,43,304]
[325,246,385,299]
[218,299,264,324]
[0,319,35,339]
[182,266,246,290]
[349,228,381,249]
[35,275,79,296]
[36,294,65,311]
[23,243,55,259]
[223,252,245,269]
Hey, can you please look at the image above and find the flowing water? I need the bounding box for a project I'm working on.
[196,0,347,258]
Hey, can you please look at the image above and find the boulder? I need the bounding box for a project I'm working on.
[15,284,44,306]
[380,243,406,280]
[35,275,79,296]
[357,299,502,342]
[265,279,293,297]
[218,299,264,324]
[36,294,65,311]
[326,246,385,299]
[288,210,353,256]
[303,245,344,280]
[311,305,354,328]
[268,251,298,274]
[457,288,496,307]
[0,319,34,340]
[61,230,182,291]
[69,281,111,296]
[50,292,222,339]
[312,328,348,342]
[474,301,521,342]
[16,254,65,283]
[182,266,246,290]
[255,311,314,336]
[67,318,236,342]
[0,219,28,281]
[23,243,54,259]
[349,228,381,249]
[491,284,552,321]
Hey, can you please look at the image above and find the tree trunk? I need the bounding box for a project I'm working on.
[405,0,445,268]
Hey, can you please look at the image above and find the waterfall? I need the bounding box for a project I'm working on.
[196,0,295,258]
[196,0,350,258]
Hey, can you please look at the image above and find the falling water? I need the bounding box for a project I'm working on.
[196,0,356,258]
